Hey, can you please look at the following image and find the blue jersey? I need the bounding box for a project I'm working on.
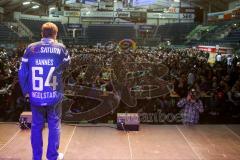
[18,38,70,106]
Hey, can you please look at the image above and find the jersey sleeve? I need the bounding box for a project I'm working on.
[54,45,70,74]
[18,47,30,96]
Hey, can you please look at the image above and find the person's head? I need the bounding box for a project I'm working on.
[41,22,58,39]
[189,88,198,100]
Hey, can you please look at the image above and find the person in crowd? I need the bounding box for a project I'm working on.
[216,53,222,63]
[227,55,233,67]
[177,88,204,125]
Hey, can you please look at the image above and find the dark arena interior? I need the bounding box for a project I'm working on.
[0,0,240,160]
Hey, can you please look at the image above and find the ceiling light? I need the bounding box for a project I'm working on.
[49,7,56,10]
[32,5,40,9]
[23,1,31,5]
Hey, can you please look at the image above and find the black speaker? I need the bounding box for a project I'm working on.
[19,112,32,129]
[117,113,140,131]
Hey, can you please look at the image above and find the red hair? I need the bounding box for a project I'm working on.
[41,22,58,38]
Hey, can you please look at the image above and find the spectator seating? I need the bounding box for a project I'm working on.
[0,23,19,42]
[189,20,240,45]
[20,19,65,40]
[155,23,197,44]
[86,24,136,44]
[202,21,233,40]
[187,25,217,41]
[223,28,240,44]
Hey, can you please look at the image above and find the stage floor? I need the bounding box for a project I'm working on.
[0,123,240,160]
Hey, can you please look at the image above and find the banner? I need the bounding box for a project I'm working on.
[130,12,147,23]
[180,7,195,13]
[180,13,195,19]
[148,12,194,19]
[99,0,114,11]
[51,11,64,17]
[147,8,164,13]
[83,0,98,6]
[67,24,82,29]
[197,45,233,64]
[116,12,130,18]
[132,0,156,6]
[168,7,179,13]
[207,8,240,21]
[81,11,131,18]
[64,11,81,17]
[197,45,233,54]
[147,13,178,19]
[156,0,172,7]
[224,13,232,20]
[65,0,77,4]
[81,11,114,17]
[139,25,155,31]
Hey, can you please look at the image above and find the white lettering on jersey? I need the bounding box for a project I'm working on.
[31,91,58,99]
[35,59,54,66]
[40,47,61,54]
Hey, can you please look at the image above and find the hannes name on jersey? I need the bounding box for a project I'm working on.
[35,59,54,66]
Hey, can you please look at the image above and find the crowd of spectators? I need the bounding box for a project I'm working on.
[0,47,22,120]
[0,45,240,123]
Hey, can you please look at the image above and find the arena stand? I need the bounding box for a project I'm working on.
[155,22,197,44]
[85,24,136,44]
[0,23,19,43]
[188,20,240,46]
[20,18,66,40]
[223,27,240,44]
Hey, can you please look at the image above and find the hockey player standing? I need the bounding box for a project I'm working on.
[18,22,70,160]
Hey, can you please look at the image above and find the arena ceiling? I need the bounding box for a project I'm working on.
[0,0,61,15]
[0,0,237,15]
